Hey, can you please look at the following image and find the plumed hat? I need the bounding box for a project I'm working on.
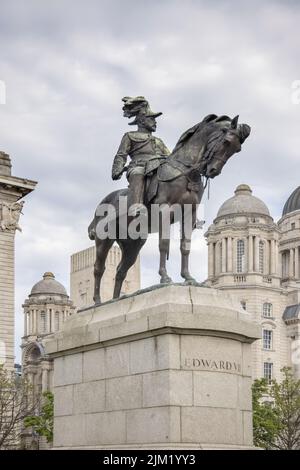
[122,96,162,125]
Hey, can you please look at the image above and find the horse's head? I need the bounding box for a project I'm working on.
[204,115,251,178]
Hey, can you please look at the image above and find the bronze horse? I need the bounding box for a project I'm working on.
[89,114,250,304]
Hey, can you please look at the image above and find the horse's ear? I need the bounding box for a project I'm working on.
[202,114,218,123]
[231,115,239,129]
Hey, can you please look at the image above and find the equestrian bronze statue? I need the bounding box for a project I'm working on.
[89,97,251,304]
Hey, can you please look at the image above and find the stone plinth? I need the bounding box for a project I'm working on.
[45,285,260,449]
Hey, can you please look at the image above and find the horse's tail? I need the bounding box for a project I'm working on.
[88,188,129,242]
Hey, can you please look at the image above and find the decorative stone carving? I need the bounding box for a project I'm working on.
[0,200,24,232]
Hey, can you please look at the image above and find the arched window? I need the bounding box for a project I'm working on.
[24,344,41,365]
[259,241,264,274]
[55,311,60,331]
[237,240,245,273]
[263,303,273,318]
[39,311,47,334]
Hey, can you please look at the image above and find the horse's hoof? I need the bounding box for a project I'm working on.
[160,276,173,284]
[183,278,197,285]
[181,273,197,284]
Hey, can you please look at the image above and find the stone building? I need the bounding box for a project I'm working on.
[70,244,141,309]
[205,184,300,382]
[22,272,75,391]
[0,151,37,371]
[21,272,75,448]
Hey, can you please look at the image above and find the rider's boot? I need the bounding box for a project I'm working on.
[128,174,146,217]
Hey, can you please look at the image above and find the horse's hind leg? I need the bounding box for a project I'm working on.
[158,210,172,284]
[93,238,114,304]
[113,239,145,299]
[180,206,197,283]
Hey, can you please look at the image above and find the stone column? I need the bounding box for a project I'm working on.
[215,243,220,275]
[27,312,30,335]
[51,309,55,333]
[42,367,49,393]
[270,240,276,275]
[47,309,51,334]
[254,236,260,272]
[264,240,270,275]
[274,241,279,275]
[24,311,28,337]
[32,311,35,334]
[227,237,233,272]
[0,151,37,371]
[28,311,32,335]
[278,250,283,278]
[289,249,294,278]
[248,235,253,272]
[208,243,214,278]
[221,238,227,273]
[295,247,299,280]
[0,231,15,369]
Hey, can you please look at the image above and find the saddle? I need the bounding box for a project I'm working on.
[157,159,188,182]
[145,159,203,202]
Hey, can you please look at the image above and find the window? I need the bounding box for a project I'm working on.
[263,303,273,318]
[55,312,60,332]
[241,301,247,310]
[263,329,272,350]
[39,311,47,334]
[237,240,245,273]
[259,241,264,274]
[291,222,296,230]
[282,251,289,278]
[264,362,273,383]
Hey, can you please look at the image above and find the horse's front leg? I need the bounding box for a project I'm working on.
[159,237,172,284]
[158,212,172,284]
[93,238,114,304]
[93,268,101,304]
[180,207,197,283]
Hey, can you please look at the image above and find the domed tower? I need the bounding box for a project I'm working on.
[205,185,289,381]
[206,184,280,286]
[21,272,75,449]
[279,187,300,380]
[22,272,75,393]
[278,187,300,283]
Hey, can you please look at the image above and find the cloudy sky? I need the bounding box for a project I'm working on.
[0,0,299,362]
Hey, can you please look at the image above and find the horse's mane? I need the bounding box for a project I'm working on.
[171,114,233,165]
